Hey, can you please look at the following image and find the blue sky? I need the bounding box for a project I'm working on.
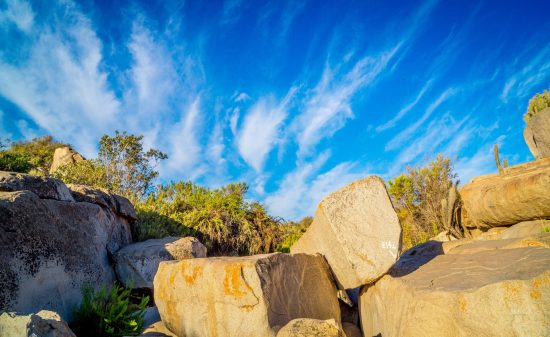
[1,0,549,220]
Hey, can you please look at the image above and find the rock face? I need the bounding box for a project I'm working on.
[275,318,344,337]
[0,172,134,320]
[0,310,76,337]
[460,157,550,229]
[291,176,402,289]
[49,146,85,173]
[360,235,550,337]
[0,171,74,202]
[154,253,340,337]
[114,236,207,289]
[524,107,550,159]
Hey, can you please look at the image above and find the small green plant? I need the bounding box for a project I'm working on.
[71,283,149,337]
[524,90,550,122]
[543,226,550,233]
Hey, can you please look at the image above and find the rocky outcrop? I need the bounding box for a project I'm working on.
[0,171,74,201]
[291,176,401,289]
[68,184,136,220]
[360,234,550,337]
[524,107,550,159]
[0,172,134,320]
[460,157,550,229]
[49,146,85,173]
[138,321,177,337]
[0,310,76,337]
[275,318,344,337]
[154,253,340,337]
[114,237,207,289]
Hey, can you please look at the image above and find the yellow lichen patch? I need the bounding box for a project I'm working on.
[223,263,251,299]
[182,265,203,285]
[503,282,520,294]
[530,274,550,299]
[457,296,467,313]
[530,289,542,299]
[241,304,255,312]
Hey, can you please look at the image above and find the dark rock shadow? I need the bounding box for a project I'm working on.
[388,240,444,277]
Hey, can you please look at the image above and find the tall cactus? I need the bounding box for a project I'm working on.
[494,144,506,173]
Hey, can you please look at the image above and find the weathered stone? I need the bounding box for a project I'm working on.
[360,239,550,337]
[460,157,550,228]
[0,171,74,202]
[154,253,340,337]
[524,107,550,159]
[275,318,344,337]
[0,189,132,320]
[114,237,207,289]
[499,220,550,239]
[291,176,401,288]
[137,321,177,337]
[0,310,76,337]
[342,322,362,337]
[49,146,85,173]
[68,184,136,220]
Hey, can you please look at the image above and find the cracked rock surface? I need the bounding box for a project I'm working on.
[154,253,340,337]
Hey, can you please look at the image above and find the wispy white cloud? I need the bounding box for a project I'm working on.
[237,88,296,172]
[264,151,365,220]
[221,0,245,25]
[376,80,432,132]
[295,44,401,158]
[0,0,34,33]
[385,87,456,152]
[500,43,550,102]
[0,0,119,156]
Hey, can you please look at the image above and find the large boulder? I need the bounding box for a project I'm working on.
[0,173,133,320]
[0,171,74,202]
[49,146,85,173]
[114,236,207,289]
[0,310,76,337]
[275,318,344,337]
[291,176,402,289]
[460,157,550,229]
[154,253,340,337]
[360,235,550,337]
[68,184,136,220]
[524,107,550,159]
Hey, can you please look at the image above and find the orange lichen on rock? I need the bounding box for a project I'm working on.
[223,263,251,299]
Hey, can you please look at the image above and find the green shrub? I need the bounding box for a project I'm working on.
[52,160,109,189]
[276,217,313,252]
[543,226,550,233]
[7,136,69,175]
[135,181,283,255]
[71,283,149,337]
[525,90,550,122]
[387,155,458,250]
[0,152,32,173]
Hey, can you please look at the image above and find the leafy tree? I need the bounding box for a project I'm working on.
[135,181,284,255]
[388,155,459,249]
[98,131,167,203]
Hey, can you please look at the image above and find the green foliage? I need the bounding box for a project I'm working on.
[525,90,550,122]
[276,217,313,253]
[0,152,33,173]
[135,181,284,255]
[543,226,550,233]
[97,131,167,203]
[71,283,149,337]
[52,160,109,189]
[4,136,69,174]
[388,154,458,250]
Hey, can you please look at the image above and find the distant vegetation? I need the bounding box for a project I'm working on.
[387,155,459,250]
[0,136,68,174]
[525,89,550,122]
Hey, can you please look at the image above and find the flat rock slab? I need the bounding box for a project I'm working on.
[460,157,550,228]
[291,176,401,288]
[360,243,550,337]
[0,310,76,337]
[154,253,340,337]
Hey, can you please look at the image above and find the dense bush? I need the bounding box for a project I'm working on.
[387,155,458,250]
[276,216,312,253]
[0,136,68,174]
[135,181,284,255]
[53,160,109,189]
[71,283,149,337]
[525,90,550,122]
[0,152,33,173]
